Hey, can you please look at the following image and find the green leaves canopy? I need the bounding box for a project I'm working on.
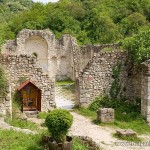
[123,30,150,65]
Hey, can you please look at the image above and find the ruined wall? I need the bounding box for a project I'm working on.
[2,29,80,81]
[79,44,120,73]
[0,84,12,116]
[141,60,150,123]
[77,50,141,107]
[0,54,55,112]
[1,29,142,109]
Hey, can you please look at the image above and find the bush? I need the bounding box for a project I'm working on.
[89,96,119,111]
[45,109,73,143]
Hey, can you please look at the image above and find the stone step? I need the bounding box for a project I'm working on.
[24,111,38,118]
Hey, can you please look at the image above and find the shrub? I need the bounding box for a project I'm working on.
[45,109,73,143]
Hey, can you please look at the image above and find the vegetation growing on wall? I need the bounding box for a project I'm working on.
[1,0,150,46]
[0,67,7,96]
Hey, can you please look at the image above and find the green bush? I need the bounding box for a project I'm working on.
[45,109,73,143]
[89,96,121,111]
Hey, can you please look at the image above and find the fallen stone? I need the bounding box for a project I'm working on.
[116,129,137,137]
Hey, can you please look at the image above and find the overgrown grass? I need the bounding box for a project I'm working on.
[0,129,43,150]
[5,117,39,131]
[0,129,90,150]
[73,137,89,150]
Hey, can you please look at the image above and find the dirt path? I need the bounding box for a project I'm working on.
[27,84,150,150]
[69,112,150,150]
[55,85,76,109]
[27,112,150,150]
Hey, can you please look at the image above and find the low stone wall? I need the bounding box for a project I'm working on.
[0,54,55,112]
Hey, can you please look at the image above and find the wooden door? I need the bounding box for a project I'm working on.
[22,84,37,111]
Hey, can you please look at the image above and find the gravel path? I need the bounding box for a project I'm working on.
[54,84,150,150]
[27,112,150,150]
[69,112,150,150]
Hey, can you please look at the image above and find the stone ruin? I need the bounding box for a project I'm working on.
[97,108,114,123]
[0,29,150,123]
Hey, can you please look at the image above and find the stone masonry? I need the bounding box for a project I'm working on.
[0,54,55,112]
[77,48,142,107]
[1,29,147,121]
[2,29,80,81]
[0,83,12,116]
[97,108,115,123]
[141,60,150,123]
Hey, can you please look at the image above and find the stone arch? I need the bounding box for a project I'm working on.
[24,36,48,72]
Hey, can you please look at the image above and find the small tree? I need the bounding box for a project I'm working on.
[45,109,73,143]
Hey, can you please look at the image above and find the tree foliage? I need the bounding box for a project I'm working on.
[123,30,150,65]
[0,0,150,46]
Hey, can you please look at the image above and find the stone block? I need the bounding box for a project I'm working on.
[97,108,114,123]
[116,129,137,137]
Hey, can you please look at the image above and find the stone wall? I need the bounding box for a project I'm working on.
[2,29,80,81]
[77,50,141,107]
[141,60,150,123]
[79,44,120,72]
[0,54,55,112]
[1,29,143,110]
[0,83,12,116]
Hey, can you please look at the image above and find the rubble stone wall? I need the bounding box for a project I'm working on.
[2,29,80,81]
[77,50,141,107]
[0,84,12,116]
[0,54,55,112]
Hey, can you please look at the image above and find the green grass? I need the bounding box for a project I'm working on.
[37,112,49,119]
[0,129,90,150]
[5,117,39,131]
[74,108,96,120]
[0,129,43,150]
[73,137,89,150]
[113,133,141,142]
[56,79,74,86]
